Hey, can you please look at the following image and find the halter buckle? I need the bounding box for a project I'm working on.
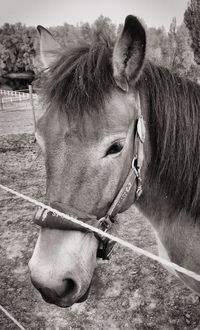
[96,215,115,260]
[132,156,143,200]
[98,215,113,233]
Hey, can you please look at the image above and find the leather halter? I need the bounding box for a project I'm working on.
[33,94,145,259]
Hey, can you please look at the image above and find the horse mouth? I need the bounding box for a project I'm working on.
[76,284,91,303]
[40,284,91,308]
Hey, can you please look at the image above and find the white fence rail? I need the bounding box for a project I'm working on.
[0,89,38,104]
[0,89,28,96]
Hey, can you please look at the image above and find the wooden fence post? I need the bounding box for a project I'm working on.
[29,85,36,134]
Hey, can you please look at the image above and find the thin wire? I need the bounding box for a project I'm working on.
[0,305,26,330]
[1,183,200,282]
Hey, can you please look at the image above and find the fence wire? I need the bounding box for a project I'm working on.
[1,182,200,329]
[1,183,200,282]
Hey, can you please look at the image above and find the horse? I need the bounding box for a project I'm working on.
[29,15,200,308]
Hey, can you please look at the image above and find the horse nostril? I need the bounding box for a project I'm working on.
[62,278,77,298]
[39,287,57,303]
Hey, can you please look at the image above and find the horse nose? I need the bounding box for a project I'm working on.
[30,276,77,305]
[29,228,98,306]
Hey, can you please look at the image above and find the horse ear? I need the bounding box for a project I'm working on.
[112,15,146,92]
[37,25,61,69]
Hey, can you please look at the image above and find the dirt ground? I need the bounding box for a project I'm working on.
[1,131,200,329]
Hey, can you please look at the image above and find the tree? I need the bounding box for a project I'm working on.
[80,22,93,43]
[145,18,197,80]
[0,23,36,75]
[168,17,177,68]
[146,26,170,66]
[184,0,200,65]
[173,23,194,76]
[92,16,117,42]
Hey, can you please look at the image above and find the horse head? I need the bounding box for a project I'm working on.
[29,15,147,307]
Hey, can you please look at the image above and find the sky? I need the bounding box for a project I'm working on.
[0,0,189,31]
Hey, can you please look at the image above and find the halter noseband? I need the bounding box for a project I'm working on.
[33,95,145,260]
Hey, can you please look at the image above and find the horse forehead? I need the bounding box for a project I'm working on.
[103,90,137,132]
[36,90,136,146]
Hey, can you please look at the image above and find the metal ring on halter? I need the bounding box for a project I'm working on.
[132,156,137,168]
[132,156,140,177]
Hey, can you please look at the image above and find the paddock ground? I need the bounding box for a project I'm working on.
[1,108,200,329]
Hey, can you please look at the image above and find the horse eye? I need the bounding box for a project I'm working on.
[106,142,123,156]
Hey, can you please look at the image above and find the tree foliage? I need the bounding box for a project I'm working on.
[0,23,36,76]
[173,23,194,76]
[184,0,200,65]
[146,18,199,81]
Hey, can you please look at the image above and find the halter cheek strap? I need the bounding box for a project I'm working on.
[33,95,145,260]
[96,101,145,258]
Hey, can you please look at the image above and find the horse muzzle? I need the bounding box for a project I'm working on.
[30,274,91,307]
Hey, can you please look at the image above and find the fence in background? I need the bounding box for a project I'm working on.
[0,89,28,97]
[0,88,38,111]
[0,86,39,135]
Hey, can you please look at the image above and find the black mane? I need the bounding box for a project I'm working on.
[140,63,200,217]
[41,35,200,217]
